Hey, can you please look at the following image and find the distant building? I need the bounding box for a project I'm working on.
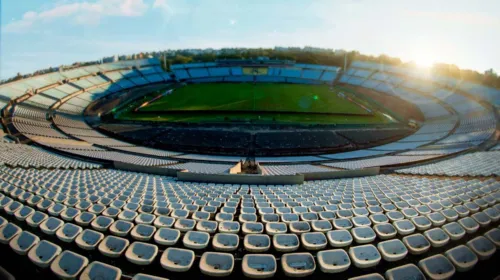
[102,55,118,63]
[303,46,333,53]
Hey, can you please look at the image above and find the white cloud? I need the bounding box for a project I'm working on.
[3,0,149,33]
[153,0,170,11]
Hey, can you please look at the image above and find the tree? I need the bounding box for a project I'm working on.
[13,73,23,81]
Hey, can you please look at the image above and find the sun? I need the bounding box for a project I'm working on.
[409,45,439,68]
[414,55,436,67]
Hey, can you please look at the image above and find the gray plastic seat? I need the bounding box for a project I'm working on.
[5,201,22,215]
[102,207,120,218]
[332,218,353,230]
[218,221,240,233]
[424,228,450,248]
[61,208,81,221]
[0,223,21,244]
[289,221,311,235]
[369,213,388,224]
[174,218,196,232]
[239,213,257,223]
[281,252,316,277]
[484,228,500,247]
[281,213,299,223]
[261,214,279,223]
[466,236,496,260]
[273,234,299,252]
[442,222,465,240]
[28,240,62,268]
[75,229,104,250]
[131,224,156,241]
[402,208,419,219]
[373,223,397,240]
[183,230,210,249]
[98,235,129,258]
[90,216,114,232]
[301,232,327,250]
[196,220,218,233]
[153,216,175,228]
[444,245,478,272]
[471,212,491,227]
[377,239,408,262]
[415,202,431,212]
[125,242,158,265]
[80,261,122,280]
[118,210,138,222]
[265,222,287,235]
[213,233,239,252]
[199,252,234,277]
[351,227,376,244]
[385,264,425,280]
[56,223,83,243]
[75,212,97,226]
[40,217,64,235]
[26,211,48,227]
[242,254,276,279]
[441,209,459,222]
[154,228,180,246]
[458,217,479,234]
[352,216,371,228]
[411,216,432,231]
[242,222,264,235]
[135,213,156,225]
[109,220,133,237]
[418,254,455,280]
[14,206,34,221]
[484,207,500,222]
[427,212,446,226]
[393,219,416,236]
[349,244,381,268]
[160,247,195,272]
[9,230,40,255]
[403,233,431,255]
[319,211,336,220]
[300,212,318,221]
[317,249,351,273]
[244,234,271,252]
[50,250,89,279]
[386,211,404,222]
[327,229,353,247]
[311,220,332,232]
[453,205,469,218]
[353,208,369,217]
[215,213,233,222]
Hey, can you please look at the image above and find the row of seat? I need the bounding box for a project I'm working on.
[1,212,499,279]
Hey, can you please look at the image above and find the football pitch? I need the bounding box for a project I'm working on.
[115,83,393,124]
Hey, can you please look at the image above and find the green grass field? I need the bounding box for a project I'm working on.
[141,83,369,115]
[116,83,394,125]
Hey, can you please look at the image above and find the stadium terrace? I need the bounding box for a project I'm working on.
[0,56,499,280]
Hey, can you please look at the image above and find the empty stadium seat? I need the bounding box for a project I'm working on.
[50,250,89,279]
[199,252,234,277]
[281,252,316,277]
[160,247,195,272]
[316,249,351,273]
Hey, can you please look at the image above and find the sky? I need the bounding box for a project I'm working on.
[1,0,499,80]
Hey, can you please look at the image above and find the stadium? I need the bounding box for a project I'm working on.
[0,54,499,280]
